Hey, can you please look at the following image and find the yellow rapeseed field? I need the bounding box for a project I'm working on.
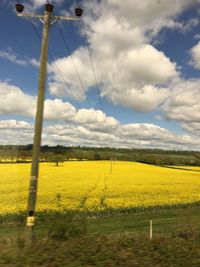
[0,161,200,215]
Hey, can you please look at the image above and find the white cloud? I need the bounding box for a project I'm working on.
[84,0,198,40]
[0,120,33,145]
[163,79,200,123]
[49,43,177,112]
[48,47,93,101]
[110,44,177,85]
[0,120,32,129]
[104,85,170,112]
[182,122,200,136]
[11,0,197,115]
[162,78,200,136]
[0,49,39,67]
[1,82,198,149]
[118,123,200,149]
[49,0,183,112]
[24,0,65,12]
[72,109,119,132]
[108,0,191,26]
[43,122,200,150]
[44,99,76,120]
[0,82,119,129]
[1,0,200,150]
[98,44,176,111]
[0,117,199,150]
[0,81,76,120]
[0,81,36,117]
[190,41,200,69]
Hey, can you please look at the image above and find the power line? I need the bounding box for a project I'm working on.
[56,20,93,109]
[15,0,81,109]
[14,2,104,113]
[30,21,106,148]
[30,21,81,109]
[54,16,110,148]
[80,17,104,112]
[15,0,106,150]
[30,22,107,149]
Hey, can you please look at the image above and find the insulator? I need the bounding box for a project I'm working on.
[45,3,54,12]
[75,7,83,17]
[16,4,24,13]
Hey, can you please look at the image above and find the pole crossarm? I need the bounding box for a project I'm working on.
[53,16,80,21]
[17,13,80,22]
[17,13,44,19]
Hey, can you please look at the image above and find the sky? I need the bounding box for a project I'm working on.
[0,0,200,150]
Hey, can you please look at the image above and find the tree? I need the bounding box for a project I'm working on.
[43,152,67,166]
[43,152,55,162]
[43,152,65,166]
[93,153,101,160]
[53,154,65,166]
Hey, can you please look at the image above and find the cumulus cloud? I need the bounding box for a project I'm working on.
[163,79,200,123]
[0,81,76,120]
[49,44,176,111]
[49,0,184,112]
[0,49,39,67]
[181,122,200,136]
[1,0,200,149]
[0,82,119,129]
[103,85,170,112]
[0,120,33,145]
[43,122,200,150]
[0,81,36,117]
[10,0,199,116]
[24,0,64,12]
[72,109,119,132]
[44,99,76,120]
[162,78,200,136]
[190,41,200,69]
[49,40,177,112]
[161,32,200,136]
[0,120,32,129]
[108,0,192,25]
[117,123,200,150]
[1,82,198,149]
[0,116,199,150]
[48,47,93,101]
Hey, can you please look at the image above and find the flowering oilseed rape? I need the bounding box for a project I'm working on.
[0,161,200,215]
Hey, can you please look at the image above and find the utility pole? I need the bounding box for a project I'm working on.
[15,3,83,229]
[110,158,113,174]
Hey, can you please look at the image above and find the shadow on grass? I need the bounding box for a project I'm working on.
[159,165,200,172]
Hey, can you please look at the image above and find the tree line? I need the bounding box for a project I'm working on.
[0,145,200,166]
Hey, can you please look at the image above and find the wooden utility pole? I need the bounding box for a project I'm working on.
[16,3,83,229]
[150,220,153,239]
[110,159,113,174]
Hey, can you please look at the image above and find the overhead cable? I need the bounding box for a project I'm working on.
[80,17,104,112]
[56,21,93,109]
[30,20,81,109]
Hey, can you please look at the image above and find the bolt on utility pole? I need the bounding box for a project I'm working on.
[15,3,83,229]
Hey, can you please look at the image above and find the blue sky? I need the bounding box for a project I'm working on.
[0,0,200,150]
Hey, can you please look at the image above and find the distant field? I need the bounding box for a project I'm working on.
[0,161,200,215]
